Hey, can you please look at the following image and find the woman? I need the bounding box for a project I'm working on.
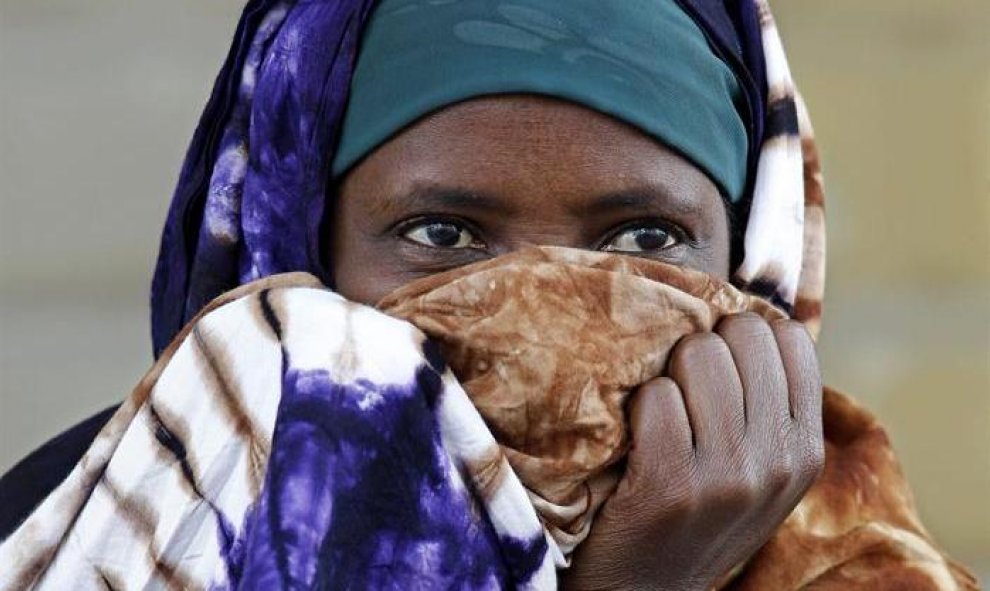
[0,0,978,589]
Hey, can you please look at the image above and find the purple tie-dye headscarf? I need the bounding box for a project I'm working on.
[150,0,770,357]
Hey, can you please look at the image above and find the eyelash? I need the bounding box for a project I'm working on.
[598,219,690,252]
[394,216,486,250]
[393,216,691,254]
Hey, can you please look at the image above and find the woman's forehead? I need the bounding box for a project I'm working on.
[342,95,721,203]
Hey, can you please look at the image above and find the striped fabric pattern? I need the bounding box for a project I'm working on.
[733,0,826,337]
[0,274,555,590]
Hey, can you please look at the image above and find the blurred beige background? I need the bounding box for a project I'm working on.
[1,0,987,580]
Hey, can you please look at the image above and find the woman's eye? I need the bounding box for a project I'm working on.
[403,221,480,249]
[603,226,678,253]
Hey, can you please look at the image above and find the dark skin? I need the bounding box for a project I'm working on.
[332,95,824,590]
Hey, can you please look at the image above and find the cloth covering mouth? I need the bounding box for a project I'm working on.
[2,259,977,588]
[380,245,787,552]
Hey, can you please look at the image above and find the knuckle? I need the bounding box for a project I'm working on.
[719,312,767,328]
[774,418,796,441]
[771,318,814,346]
[676,332,724,356]
[770,317,804,333]
[763,419,793,452]
[717,312,770,339]
[722,311,765,326]
[669,332,726,373]
[635,377,668,398]
[716,431,750,471]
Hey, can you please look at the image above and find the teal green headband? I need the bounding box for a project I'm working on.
[331,0,748,202]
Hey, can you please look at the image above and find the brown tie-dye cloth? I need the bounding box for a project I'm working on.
[380,246,785,554]
[380,246,978,589]
[729,389,978,590]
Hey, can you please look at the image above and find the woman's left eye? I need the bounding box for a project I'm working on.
[402,220,480,249]
[602,225,678,253]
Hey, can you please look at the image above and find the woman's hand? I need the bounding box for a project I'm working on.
[560,313,825,591]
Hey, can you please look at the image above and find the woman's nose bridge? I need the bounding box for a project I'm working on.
[501,219,588,252]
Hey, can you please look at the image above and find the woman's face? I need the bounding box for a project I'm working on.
[331,95,730,306]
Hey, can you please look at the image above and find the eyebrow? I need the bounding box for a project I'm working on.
[374,184,512,216]
[371,182,710,222]
[575,186,706,218]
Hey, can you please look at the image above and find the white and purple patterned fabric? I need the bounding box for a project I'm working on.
[1,275,557,589]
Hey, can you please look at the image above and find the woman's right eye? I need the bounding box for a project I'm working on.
[402,220,481,249]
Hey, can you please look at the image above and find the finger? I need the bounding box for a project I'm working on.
[619,377,696,515]
[716,313,790,434]
[769,319,822,427]
[627,377,694,478]
[666,333,745,457]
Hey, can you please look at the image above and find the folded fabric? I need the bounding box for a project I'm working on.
[0,253,977,589]
[0,273,555,590]
[386,246,976,588]
[380,246,784,553]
